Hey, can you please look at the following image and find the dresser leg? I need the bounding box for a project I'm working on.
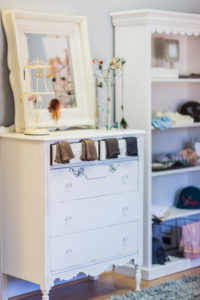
[89,275,99,280]
[135,265,141,291]
[42,290,49,300]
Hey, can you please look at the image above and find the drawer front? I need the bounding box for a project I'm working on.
[48,160,138,203]
[50,190,139,236]
[50,222,138,272]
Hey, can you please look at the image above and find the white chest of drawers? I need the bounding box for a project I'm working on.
[0,129,144,300]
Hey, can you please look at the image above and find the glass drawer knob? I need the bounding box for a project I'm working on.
[66,248,73,254]
[109,164,119,173]
[122,236,129,243]
[65,216,72,221]
[66,183,72,189]
[122,206,129,212]
[122,175,128,184]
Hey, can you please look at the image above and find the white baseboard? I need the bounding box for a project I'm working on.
[115,256,200,281]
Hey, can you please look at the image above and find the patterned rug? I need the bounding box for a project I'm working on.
[109,274,200,300]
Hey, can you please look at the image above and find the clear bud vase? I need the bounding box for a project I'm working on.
[95,78,99,129]
[107,69,111,130]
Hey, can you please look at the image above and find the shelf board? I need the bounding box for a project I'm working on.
[150,255,188,269]
[152,78,200,83]
[152,123,200,130]
[142,255,200,280]
[117,255,200,281]
[152,166,200,177]
[165,207,200,221]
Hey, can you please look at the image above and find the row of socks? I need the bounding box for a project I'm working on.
[105,137,138,158]
[55,137,138,164]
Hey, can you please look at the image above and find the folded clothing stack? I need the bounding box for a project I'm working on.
[155,111,194,125]
[152,149,198,171]
[151,67,179,80]
[179,149,199,167]
[152,111,194,130]
[152,116,173,130]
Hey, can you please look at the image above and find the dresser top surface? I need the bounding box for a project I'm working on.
[0,129,145,142]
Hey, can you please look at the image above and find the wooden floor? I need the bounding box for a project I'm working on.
[12,267,200,300]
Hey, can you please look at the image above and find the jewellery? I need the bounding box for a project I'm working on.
[47,72,52,79]
[93,57,126,130]
[36,70,43,78]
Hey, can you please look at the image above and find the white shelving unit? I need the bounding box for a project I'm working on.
[111,9,200,280]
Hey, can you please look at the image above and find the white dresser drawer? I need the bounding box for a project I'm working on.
[50,190,139,236]
[48,160,138,203]
[50,222,138,272]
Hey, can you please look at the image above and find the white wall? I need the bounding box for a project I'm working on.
[1,0,200,297]
[1,0,200,127]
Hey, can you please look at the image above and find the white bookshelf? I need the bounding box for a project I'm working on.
[112,9,200,280]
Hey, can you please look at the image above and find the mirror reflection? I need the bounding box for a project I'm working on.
[25,33,76,109]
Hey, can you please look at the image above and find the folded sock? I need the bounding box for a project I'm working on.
[81,139,97,161]
[125,137,138,156]
[105,138,120,159]
[55,141,75,164]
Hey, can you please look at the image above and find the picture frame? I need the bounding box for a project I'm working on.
[164,39,180,69]
[2,9,95,132]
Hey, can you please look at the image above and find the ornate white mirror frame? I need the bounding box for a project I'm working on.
[2,9,95,133]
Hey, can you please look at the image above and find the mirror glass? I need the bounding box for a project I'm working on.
[25,33,77,109]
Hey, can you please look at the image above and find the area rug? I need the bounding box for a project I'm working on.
[109,273,200,300]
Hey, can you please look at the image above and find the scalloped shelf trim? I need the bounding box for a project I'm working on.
[151,27,200,36]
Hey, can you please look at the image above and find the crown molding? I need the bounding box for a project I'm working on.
[110,9,200,36]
